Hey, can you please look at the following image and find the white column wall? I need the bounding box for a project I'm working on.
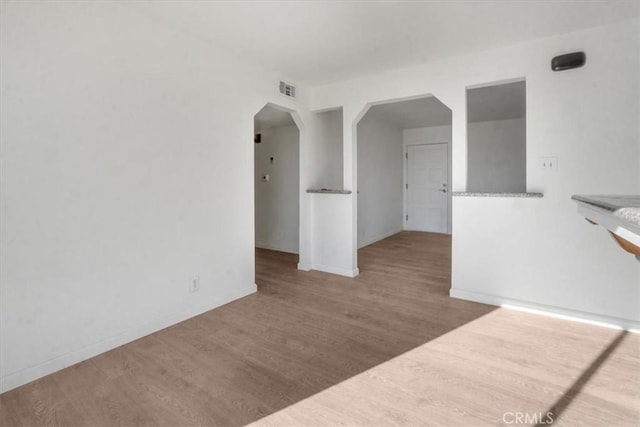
[309,19,640,327]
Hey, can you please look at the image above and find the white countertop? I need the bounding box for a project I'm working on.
[572,194,640,250]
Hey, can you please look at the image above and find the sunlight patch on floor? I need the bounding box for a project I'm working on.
[249,308,640,426]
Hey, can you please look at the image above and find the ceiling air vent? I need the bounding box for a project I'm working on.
[279,81,296,99]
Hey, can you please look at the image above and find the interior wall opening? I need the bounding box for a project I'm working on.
[466,79,527,193]
[356,96,453,250]
[254,104,300,261]
[311,108,344,190]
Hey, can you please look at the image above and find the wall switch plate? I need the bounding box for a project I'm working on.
[190,276,200,293]
[541,157,558,171]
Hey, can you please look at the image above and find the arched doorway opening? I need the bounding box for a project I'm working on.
[354,95,453,273]
[253,104,301,268]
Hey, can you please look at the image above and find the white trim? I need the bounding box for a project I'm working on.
[450,288,640,331]
[312,264,360,278]
[297,262,311,271]
[0,284,257,394]
[403,141,452,234]
[358,228,402,249]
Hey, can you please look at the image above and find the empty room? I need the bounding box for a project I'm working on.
[1,1,639,426]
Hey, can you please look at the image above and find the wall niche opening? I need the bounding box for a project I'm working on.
[466,79,526,193]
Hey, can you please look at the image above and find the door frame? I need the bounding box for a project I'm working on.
[403,141,452,235]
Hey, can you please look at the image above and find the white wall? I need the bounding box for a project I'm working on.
[403,125,453,234]
[310,19,640,327]
[0,1,311,392]
[310,193,357,277]
[357,116,403,247]
[254,125,300,254]
[303,109,351,274]
[467,118,526,193]
[310,109,343,190]
[403,126,452,145]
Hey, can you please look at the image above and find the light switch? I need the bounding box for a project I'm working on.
[540,157,558,171]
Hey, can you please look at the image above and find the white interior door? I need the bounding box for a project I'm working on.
[406,143,448,233]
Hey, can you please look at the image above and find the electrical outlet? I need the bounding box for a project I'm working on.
[189,276,200,293]
[540,157,558,171]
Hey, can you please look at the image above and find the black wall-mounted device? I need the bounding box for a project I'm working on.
[254,133,261,143]
[551,52,586,71]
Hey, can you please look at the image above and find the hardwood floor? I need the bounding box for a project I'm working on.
[1,232,638,426]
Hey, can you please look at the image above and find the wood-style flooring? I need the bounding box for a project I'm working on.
[1,232,638,426]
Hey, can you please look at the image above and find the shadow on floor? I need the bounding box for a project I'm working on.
[1,232,497,426]
[535,330,629,427]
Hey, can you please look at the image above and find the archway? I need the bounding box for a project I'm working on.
[253,104,301,265]
[354,95,453,271]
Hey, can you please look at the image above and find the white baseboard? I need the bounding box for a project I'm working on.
[0,284,257,394]
[312,264,359,278]
[297,262,311,271]
[358,228,402,249]
[255,242,298,255]
[450,288,640,331]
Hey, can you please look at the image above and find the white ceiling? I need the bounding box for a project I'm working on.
[135,0,639,85]
[254,105,295,131]
[362,96,452,129]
